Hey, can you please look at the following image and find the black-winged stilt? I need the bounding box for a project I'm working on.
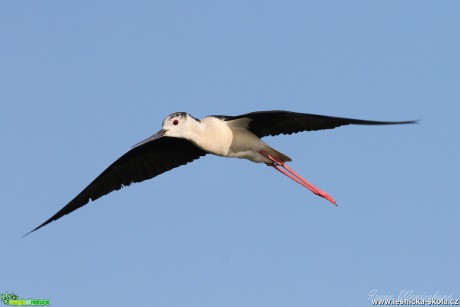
[27,110,415,234]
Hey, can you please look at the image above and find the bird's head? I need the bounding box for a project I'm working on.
[132,112,201,148]
[162,112,201,138]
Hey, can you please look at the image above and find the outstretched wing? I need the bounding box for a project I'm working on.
[219,110,416,138]
[27,136,207,235]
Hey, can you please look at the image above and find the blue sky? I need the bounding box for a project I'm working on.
[1,1,459,306]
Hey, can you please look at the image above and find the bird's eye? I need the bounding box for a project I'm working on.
[173,119,179,125]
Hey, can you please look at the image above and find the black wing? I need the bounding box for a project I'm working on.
[218,110,416,138]
[26,136,207,235]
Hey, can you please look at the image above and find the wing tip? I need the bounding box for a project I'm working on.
[397,119,419,124]
[23,218,55,237]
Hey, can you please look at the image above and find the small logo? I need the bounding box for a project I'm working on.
[1,292,50,306]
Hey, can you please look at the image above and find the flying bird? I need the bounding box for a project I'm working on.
[27,110,415,235]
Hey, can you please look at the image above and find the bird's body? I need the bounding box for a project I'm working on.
[170,115,288,163]
[182,116,238,158]
[27,110,416,235]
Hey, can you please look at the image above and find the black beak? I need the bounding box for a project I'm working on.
[131,129,166,148]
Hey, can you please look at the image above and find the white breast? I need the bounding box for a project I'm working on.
[192,117,234,156]
[192,117,269,163]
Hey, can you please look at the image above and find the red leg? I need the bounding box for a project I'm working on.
[260,150,337,205]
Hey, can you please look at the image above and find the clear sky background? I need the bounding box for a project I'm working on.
[1,1,459,306]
